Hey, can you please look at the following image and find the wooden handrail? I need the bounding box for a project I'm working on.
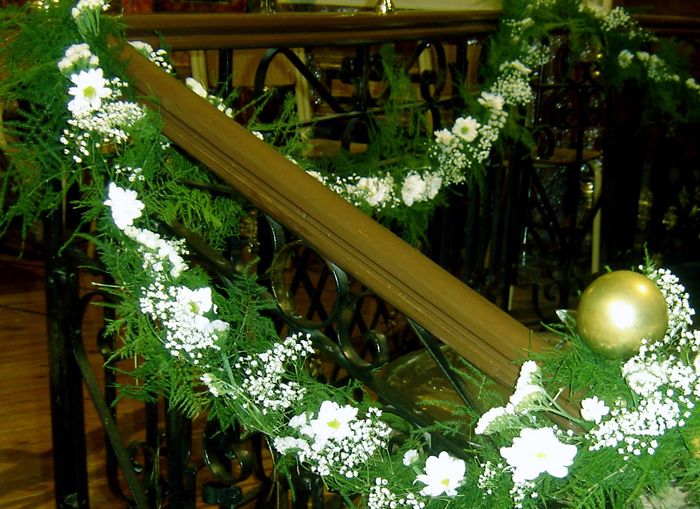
[117,8,700,389]
[122,11,700,51]
[633,14,700,37]
[123,10,501,49]
[118,41,541,392]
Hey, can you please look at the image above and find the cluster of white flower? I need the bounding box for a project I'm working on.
[588,354,699,458]
[432,55,537,184]
[477,460,504,496]
[474,360,546,434]
[71,0,108,16]
[305,168,444,210]
[274,401,391,479]
[476,426,575,507]
[125,226,188,278]
[300,15,549,212]
[637,51,682,83]
[186,77,234,118]
[509,479,538,509]
[502,17,534,43]
[103,182,229,362]
[433,89,506,172]
[473,360,577,506]
[623,357,697,398]
[33,0,62,11]
[71,0,108,37]
[527,0,557,10]
[433,5,553,184]
[597,7,640,34]
[586,268,700,459]
[367,478,425,509]
[234,333,315,414]
[644,267,696,341]
[58,44,146,162]
[62,99,146,161]
[129,41,174,74]
[114,164,145,183]
[58,43,99,73]
[307,172,399,210]
[139,280,229,363]
[493,61,535,106]
[350,174,398,208]
[616,49,700,102]
[401,172,443,206]
[589,393,679,458]
[104,183,187,276]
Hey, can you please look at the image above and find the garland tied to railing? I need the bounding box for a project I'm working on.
[287,0,700,242]
[2,0,700,507]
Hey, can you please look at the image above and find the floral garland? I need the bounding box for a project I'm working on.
[3,0,700,508]
[108,165,700,507]
[292,0,700,235]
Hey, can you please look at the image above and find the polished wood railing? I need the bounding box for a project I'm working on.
[121,11,700,50]
[118,39,537,392]
[123,10,500,49]
[634,14,700,37]
[115,5,700,396]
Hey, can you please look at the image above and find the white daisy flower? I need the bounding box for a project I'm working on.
[478,91,505,111]
[580,396,610,424]
[401,173,427,206]
[414,451,465,497]
[452,116,480,143]
[307,400,358,446]
[67,68,112,115]
[500,427,577,484]
[103,183,144,230]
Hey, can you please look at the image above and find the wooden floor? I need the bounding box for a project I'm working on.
[0,253,54,509]
[0,250,133,509]
[0,238,557,509]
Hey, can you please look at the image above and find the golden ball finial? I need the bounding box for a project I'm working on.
[576,270,668,360]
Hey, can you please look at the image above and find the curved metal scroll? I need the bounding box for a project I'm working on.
[251,39,463,144]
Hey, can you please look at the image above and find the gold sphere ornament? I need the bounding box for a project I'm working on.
[576,270,669,360]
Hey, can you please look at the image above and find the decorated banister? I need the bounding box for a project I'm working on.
[117,41,545,392]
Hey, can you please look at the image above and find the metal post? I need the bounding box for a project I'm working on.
[44,208,89,509]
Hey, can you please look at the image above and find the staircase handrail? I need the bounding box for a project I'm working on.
[122,11,700,51]
[118,40,542,392]
[123,10,501,49]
